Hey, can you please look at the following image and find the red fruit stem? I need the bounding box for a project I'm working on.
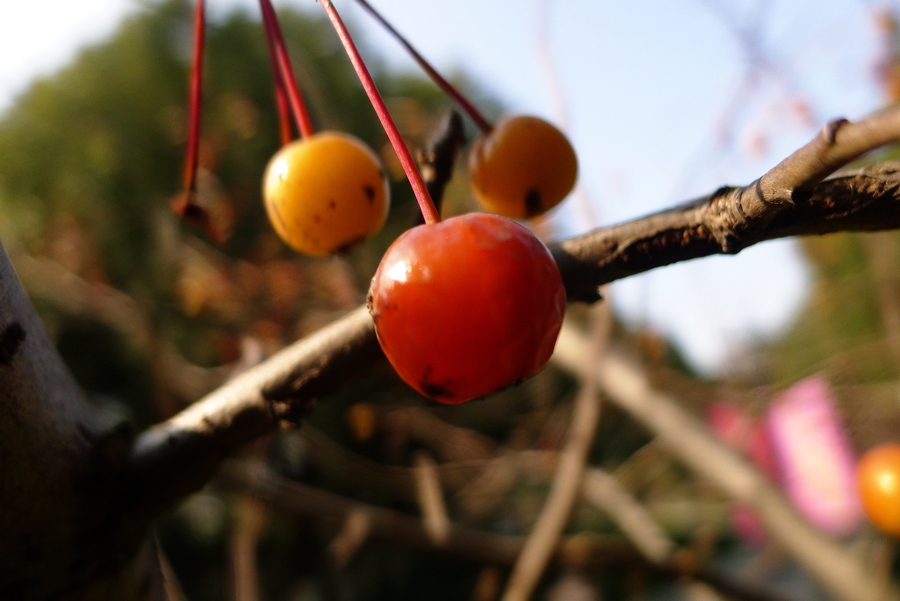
[259,0,315,139]
[258,0,294,145]
[355,0,494,134]
[183,0,205,193]
[321,0,441,225]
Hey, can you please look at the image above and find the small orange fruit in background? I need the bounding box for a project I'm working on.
[468,115,577,219]
[857,443,900,536]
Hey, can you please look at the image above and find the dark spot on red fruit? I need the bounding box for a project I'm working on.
[363,185,375,204]
[329,199,337,209]
[314,215,321,223]
[420,381,454,399]
[0,322,25,366]
[525,189,542,217]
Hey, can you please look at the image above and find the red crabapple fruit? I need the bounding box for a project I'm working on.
[368,212,566,404]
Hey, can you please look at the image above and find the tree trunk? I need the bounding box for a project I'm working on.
[0,238,162,601]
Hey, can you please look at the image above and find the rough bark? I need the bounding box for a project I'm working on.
[0,239,163,600]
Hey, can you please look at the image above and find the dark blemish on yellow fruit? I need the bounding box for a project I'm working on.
[525,189,542,218]
[363,185,375,204]
[329,199,337,209]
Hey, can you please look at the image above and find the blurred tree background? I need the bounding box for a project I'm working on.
[2,1,900,600]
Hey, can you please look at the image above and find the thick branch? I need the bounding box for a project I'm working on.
[553,162,900,302]
[125,306,379,523]
[0,239,165,600]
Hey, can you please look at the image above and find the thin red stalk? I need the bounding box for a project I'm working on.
[321,0,441,225]
[183,0,205,193]
[259,0,315,139]
[355,0,494,134]
[259,0,294,146]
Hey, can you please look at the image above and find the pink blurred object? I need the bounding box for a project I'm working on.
[707,402,776,545]
[707,402,752,449]
[731,503,767,546]
[765,376,862,536]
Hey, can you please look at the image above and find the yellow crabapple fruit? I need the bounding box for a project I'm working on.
[263,132,389,255]
[468,115,578,219]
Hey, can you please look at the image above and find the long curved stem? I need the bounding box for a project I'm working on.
[355,0,494,134]
[259,0,314,139]
[258,0,293,145]
[321,0,441,225]
[183,0,205,194]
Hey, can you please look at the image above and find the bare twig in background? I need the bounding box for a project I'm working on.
[220,463,792,601]
[327,509,372,569]
[501,307,609,601]
[863,233,900,401]
[581,469,675,566]
[216,464,639,569]
[229,496,267,601]
[383,406,497,463]
[413,452,450,544]
[553,319,900,601]
[500,385,603,601]
[158,544,189,601]
[681,581,728,601]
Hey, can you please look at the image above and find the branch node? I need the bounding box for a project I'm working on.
[821,118,850,145]
[706,185,746,253]
[267,396,318,428]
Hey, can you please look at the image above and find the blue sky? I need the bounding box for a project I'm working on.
[0,0,892,373]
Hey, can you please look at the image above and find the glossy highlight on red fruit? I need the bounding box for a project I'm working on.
[468,115,578,219]
[263,131,389,256]
[857,443,900,536]
[368,213,566,404]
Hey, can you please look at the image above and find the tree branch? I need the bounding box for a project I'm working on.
[216,463,638,569]
[553,162,900,303]
[501,307,608,601]
[220,463,794,601]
